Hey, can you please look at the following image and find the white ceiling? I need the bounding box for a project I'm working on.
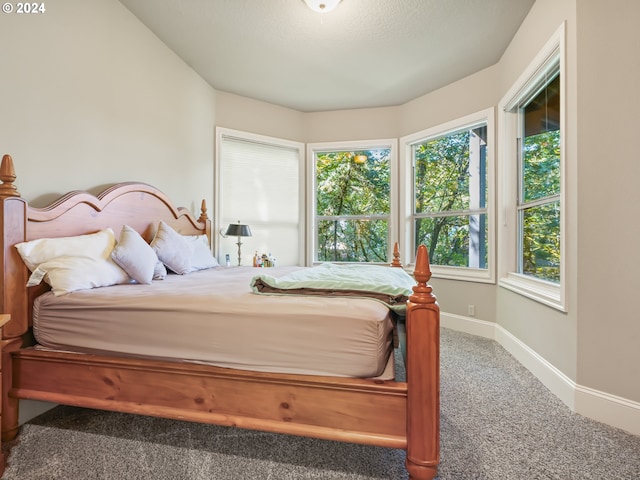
[118,0,535,112]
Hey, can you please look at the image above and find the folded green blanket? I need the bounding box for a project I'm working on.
[250,263,415,313]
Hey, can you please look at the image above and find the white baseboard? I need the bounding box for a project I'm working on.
[441,312,640,437]
[575,384,640,437]
[440,312,496,339]
[494,324,576,410]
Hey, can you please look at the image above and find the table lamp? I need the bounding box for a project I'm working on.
[224,221,252,266]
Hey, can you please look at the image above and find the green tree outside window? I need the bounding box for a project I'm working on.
[315,149,391,262]
[413,125,488,268]
[518,72,561,283]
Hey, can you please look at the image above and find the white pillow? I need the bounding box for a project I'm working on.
[16,228,118,272]
[27,256,130,296]
[15,228,130,296]
[185,235,219,272]
[111,225,159,284]
[150,221,193,274]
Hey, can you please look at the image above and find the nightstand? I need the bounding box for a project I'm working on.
[0,314,10,478]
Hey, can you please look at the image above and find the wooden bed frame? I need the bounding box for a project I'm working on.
[0,154,440,479]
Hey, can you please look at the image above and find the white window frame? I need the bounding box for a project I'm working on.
[498,22,567,311]
[215,127,306,266]
[400,108,496,283]
[306,139,398,266]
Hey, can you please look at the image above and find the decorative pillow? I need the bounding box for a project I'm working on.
[111,225,159,284]
[15,228,118,272]
[15,228,130,295]
[185,235,219,272]
[26,256,130,296]
[150,221,193,274]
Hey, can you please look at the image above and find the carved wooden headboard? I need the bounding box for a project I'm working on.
[0,154,211,344]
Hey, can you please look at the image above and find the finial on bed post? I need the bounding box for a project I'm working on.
[198,199,209,223]
[390,242,402,268]
[410,245,434,304]
[405,244,439,480]
[0,154,20,198]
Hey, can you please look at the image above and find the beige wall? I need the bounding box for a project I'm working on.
[0,0,216,215]
[576,0,640,400]
[214,91,304,143]
[303,106,401,143]
[400,65,501,137]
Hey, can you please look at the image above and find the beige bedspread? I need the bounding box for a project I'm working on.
[33,266,396,379]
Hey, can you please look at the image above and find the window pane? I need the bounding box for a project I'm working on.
[522,74,560,203]
[315,147,391,263]
[521,201,560,282]
[523,130,560,203]
[415,214,488,268]
[414,126,487,214]
[317,219,388,262]
[316,149,390,216]
[413,123,489,271]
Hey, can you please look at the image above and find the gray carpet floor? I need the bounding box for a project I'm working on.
[3,328,640,479]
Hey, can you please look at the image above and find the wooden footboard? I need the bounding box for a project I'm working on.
[0,154,440,480]
[10,349,408,446]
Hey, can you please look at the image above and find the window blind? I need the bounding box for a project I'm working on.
[218,134,302,266]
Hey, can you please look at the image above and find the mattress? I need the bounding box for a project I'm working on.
[33,266,396,378]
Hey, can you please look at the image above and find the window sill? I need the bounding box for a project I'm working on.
[499,273,566,312]
[404,265,495,284]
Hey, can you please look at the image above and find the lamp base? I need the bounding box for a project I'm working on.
[236,238,243,266]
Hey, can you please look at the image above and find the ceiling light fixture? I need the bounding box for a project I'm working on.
[302,0,342,13]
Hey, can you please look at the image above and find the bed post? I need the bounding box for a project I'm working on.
[0,154,29,441]
[198,199,212,245]
[390,241,402,267]
[404,244,440,480]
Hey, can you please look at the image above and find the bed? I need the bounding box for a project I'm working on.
[0,153,440,479]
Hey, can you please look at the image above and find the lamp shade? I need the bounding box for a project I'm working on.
[225,223,252,237]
